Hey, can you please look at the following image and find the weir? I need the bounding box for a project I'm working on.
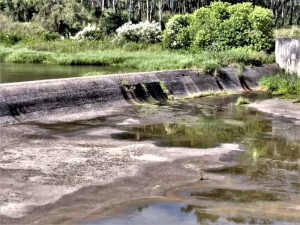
[0,64,280,125]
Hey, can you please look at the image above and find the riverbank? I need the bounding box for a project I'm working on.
[0,40,274,73]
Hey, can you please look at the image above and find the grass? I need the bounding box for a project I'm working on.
[275,27,300,39]
[235,96,250,105]
[260,73,300,99]
[184,90,237,99]
[0,39,275,74]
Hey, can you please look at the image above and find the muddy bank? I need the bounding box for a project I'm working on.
[0,64,279,125]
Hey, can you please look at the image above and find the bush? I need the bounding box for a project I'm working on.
[260,73,300,98]
[162,14,192,49]
[116,21,162,43]
[236,96,250,105]
[0,45,12,61]
[0,13,46,44]
[43,32,60,41]
[163,2,275,52]
[73,24,103,41]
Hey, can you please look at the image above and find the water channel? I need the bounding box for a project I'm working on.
[1,63,299,224]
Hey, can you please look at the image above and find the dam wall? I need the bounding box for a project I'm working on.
[0,64,280,125]
[275,38,300,76]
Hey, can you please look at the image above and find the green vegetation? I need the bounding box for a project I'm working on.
[260,73,300,99]
[235,96,250,105]
[275,27,300,39]
[163,2,275,51]
[184,91,236,99]
[0,39,274,73]
[0,1,278,75]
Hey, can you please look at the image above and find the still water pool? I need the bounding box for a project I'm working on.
[0,62,135,83]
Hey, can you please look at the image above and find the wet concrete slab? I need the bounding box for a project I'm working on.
[0,118,241,225]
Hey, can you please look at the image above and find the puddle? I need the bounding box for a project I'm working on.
[82,201,299,225]
[189,188,280,202]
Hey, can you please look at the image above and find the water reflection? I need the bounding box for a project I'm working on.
[29,95,299,225]
[83,202,297,225]
[0,62,135,83]
[106,96,299,225]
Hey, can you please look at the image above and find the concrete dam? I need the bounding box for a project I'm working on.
[0,64,280,125]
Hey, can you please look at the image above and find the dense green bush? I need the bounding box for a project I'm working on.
[163,2,275,51]
[0,13,54,44]
[260,73,300,98]
[162,14,192,49]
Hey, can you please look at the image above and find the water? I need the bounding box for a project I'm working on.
[84,202,297,225]
[0,62,135,83]
[71,95,299,225]
[25,94,300,224]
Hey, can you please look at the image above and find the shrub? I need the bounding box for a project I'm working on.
[163,2,275,52]
[236,96,250,105]
[0,13,46,44]
[162,14,192,49]
[43,32,60,41]
[73,24,103,41]
[116,21,162,43]
[0,45,12,61]
[248,6,274,51]
[260,73,300,98]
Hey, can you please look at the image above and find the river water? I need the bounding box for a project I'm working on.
[0,62,134,83]
[1,63,299,224]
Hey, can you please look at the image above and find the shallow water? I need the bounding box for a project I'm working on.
[71,94,299,225]
[0,62,135,83]
[25,94,300,224]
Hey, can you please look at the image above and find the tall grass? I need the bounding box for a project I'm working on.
[4,48,51,63]
[0,39,275,73]
[260,73,300,98]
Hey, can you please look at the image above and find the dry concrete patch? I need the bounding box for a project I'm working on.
[249,98,300,120]
[0,122,242,224]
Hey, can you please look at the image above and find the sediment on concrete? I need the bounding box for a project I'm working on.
[276,37,300,76]
[0,64,280,125]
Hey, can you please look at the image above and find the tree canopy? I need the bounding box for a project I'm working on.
[0,0,299,35]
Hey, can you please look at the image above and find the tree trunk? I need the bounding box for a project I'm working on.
[146,0,150,21]
[128,0,133,22]
[158,0,163,25]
